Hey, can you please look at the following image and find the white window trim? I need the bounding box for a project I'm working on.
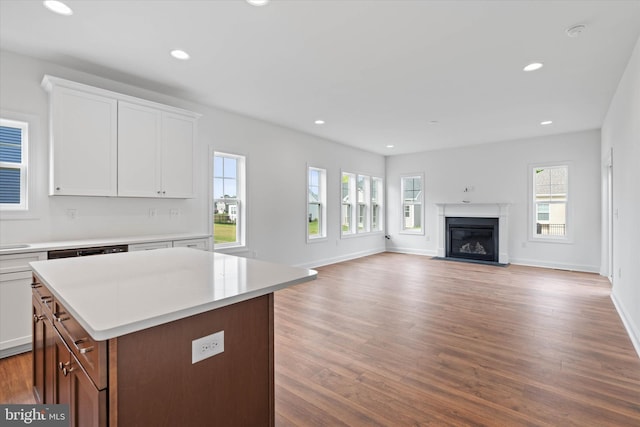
[528,162,573,244]
[400,173,425,235]
[356,174,370,234]
[340,171,357,238]
[307,164,327,243]
[211,150,247,251]
[0,115,32,214]
[371,176,385,234]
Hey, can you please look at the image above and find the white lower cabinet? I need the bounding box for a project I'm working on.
[0,252,47,357]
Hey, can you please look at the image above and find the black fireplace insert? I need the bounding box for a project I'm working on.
[446,217,499,263]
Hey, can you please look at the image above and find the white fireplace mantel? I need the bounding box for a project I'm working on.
[435,203,510,264]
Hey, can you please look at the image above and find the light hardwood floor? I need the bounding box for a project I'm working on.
[2,253,639,426]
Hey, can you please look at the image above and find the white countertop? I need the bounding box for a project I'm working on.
[30,248,317,341]
[0,233,211,255]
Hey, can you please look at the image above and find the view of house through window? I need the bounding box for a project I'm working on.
[308,167,326,240]
[533,165,568,237]
[341,172,356,235]
[357,175,370,233]
[213,153,244,246]
[0,118,28,210]
[401,175,423,233]
[371,177,383,232]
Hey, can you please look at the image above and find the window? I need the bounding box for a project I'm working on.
[357,175,370,233]
[308,166,326,240]
[0,118,28,210]
[371,177,383,232]
[341,172,356,235]
[401,174,423,233]
[213,153,245,247]
[532,165,568,238]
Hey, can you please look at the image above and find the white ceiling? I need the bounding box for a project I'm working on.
[1,0,639,156]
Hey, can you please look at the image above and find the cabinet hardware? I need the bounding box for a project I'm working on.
[74,338,94,354]
[62,365,75,377]
[33,314,45,323]
[55,313,70,322]
[31,282,42,289]
[58,361,71,371]
[40,296,52,303]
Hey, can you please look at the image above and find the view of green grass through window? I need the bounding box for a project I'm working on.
[214,154,240,245]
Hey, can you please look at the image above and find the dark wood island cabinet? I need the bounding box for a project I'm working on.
[30,248,316,427]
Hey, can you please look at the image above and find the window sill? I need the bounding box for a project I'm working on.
[529,236,573,244]
[307,237,328,244]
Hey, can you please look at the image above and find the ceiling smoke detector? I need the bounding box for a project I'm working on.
[566,24,586,38]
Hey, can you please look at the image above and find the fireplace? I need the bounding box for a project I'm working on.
[436,203,509,265]
[446,217,499,263]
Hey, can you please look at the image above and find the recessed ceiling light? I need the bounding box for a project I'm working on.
[386,145,395,148]
[43,0,73,16]
[247,0,270,6]
[170,50,190,60]
[523,62,544,72]
[540,120,553,125]
[566,24,586,38]
[428,120,439,125]
[314,120,325,125]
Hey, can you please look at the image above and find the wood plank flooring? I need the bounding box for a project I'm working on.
[273,253,640,426]
[2,252,639,426]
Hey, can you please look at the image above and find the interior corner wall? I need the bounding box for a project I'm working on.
[601,36,640,356]
[0,50,386,268]
[385,129,602,273]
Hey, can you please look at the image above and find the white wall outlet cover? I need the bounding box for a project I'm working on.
[192,330,224,364]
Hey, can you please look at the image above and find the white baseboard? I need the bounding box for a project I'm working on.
[509,257,600,273]
[0,343,31,359]
[385,247,438,257]
[611,292,640,360]
[296,248,386,269]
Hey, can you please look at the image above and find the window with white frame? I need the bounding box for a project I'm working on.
[371,177,383,232]
[357,174,370,233]
[213,153,245,247]
[0,118,28,211]
[401,174,423,233]
[532,164,568,239]
[308,166,326,240]
[341,172,356,235]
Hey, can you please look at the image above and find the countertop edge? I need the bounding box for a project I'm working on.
[0,233,211,255]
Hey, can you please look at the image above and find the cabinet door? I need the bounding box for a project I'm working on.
[117,101,162,197]
[161,112,196,198]
[69,354,107,427]
[50,87,117,196]
[32,295,55,404]
[0,271,33,355]
[32,296,45,403]
[53,328,71,406]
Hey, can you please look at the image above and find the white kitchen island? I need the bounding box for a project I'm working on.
[29,248,317,427]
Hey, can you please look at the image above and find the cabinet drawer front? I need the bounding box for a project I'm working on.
[0,252,47,274]
[32,276,54,319]
[53,300,107,390]
[172,238,209,250]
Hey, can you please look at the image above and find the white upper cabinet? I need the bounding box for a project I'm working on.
[118,103,196,198]
[117,101,162,197]
[161,113,196,198]
[42,75,199,198]
[48,86,118,196]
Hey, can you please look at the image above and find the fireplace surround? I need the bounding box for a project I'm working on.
[436,203,510,265]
